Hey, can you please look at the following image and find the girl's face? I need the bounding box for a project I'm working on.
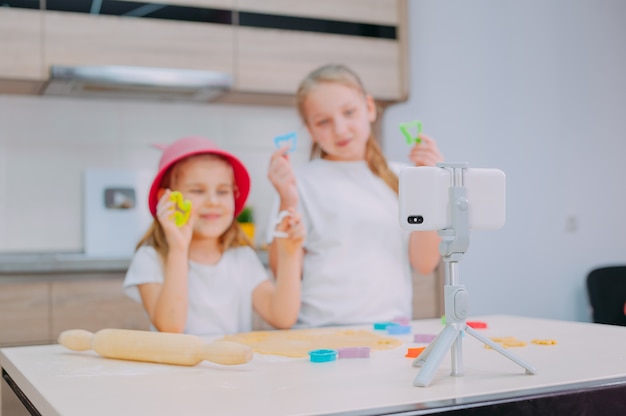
[303,82,376,161]
[172,155,236,240]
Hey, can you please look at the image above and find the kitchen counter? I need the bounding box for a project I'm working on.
[0,249,269,275]
[0,253,131,274]
[2,315,625,416]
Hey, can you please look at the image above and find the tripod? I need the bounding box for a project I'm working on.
[412,163,536,387]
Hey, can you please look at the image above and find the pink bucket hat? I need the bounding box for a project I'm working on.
[148,136,250,218]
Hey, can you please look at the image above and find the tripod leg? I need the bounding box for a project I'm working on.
[465,326,537,375]
[413,325,460,387]
[451,331,464,376]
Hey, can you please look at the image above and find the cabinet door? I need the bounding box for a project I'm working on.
[43,10,235,73]
[235,0,407,101]
[0,8,43,80]
[0,281,49,347]
[236,28,402,101]
[51,274,149,340]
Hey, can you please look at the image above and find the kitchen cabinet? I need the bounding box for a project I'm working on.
[0,0,407,103]
[235,28,403,101]
[50,276,150,337]
[234,0,408,102]
[0,280,48,346]
[0,273,149,348]
[42,10,235,74]
[412,265,444,320]
[0,8,45,94]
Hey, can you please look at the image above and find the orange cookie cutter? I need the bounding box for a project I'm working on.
[405,347,425,358]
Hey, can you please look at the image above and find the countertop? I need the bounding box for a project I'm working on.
[1,315,625,416]
[0,249,269,275]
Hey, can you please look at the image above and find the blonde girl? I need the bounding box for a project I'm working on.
[125,136,304,335]
[267,64,443,327]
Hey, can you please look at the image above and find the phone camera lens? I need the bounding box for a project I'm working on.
[408,215,424,224]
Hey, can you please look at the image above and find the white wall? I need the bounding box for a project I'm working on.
[383,0,626,322]
[0,95,308,253]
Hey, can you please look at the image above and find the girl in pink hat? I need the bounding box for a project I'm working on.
[267,64,443,328]
[124,136,304,335]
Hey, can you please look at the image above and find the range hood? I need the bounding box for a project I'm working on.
[42,65,233,103]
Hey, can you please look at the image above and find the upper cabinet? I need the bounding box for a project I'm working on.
[42,1,235,73]
[0,0,408,103]
[0,7,44,93]
[234,0,407,102]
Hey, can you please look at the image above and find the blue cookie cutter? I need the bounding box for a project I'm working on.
[308,349,337,363]
[387,324,411,335]
[274,131,297,153]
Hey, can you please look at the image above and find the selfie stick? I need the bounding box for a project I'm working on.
[412,162,536,387]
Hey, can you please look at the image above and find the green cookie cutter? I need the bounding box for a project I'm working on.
[170,191,192,227]
[399,120,423,145]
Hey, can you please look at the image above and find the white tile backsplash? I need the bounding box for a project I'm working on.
[0,94,302,254]
[83,169,153,257]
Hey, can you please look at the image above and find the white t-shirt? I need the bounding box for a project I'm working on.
[268,159,412,328]
[123,245,267,335]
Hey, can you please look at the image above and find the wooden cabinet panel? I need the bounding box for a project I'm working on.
[412,263,444,320]
[43,11,235,73]
[236,27,403,101]
[0,8,43,80]
[0,281,49,346]
[50,275,149,340]
[236,0,398,25]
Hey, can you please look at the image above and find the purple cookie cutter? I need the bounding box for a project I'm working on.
[337,347,370,359]
[414,333,437,343]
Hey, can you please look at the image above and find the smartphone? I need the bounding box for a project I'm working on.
[399,166,506,231]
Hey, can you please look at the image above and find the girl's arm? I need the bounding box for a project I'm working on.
[406,133,444,274]
[253,210,304,329]
[409,231,441,275]
[267,146,299,276]
[138,247,190,333]
[267,203,302,276]
[138,190,194,333]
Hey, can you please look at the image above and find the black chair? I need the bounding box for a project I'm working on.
[586,266,626,326]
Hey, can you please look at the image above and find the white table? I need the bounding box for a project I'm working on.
[2,315,625,416]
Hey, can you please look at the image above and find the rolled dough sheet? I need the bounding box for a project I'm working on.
[222,328,402,358]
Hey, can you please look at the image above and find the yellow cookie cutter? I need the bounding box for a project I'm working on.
[169,191,192,227]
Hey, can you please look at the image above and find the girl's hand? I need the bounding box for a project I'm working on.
[155,189,193,252]
[409,134,444,167]
[274,208,305,254]
[268,146,298,208]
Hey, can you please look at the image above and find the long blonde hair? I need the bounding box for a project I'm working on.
[296,64,399,194]
[136,154,252,260]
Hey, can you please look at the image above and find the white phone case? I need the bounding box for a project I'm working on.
[399,166,506,231]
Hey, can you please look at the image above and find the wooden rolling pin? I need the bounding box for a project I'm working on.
[58,328,253,366]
